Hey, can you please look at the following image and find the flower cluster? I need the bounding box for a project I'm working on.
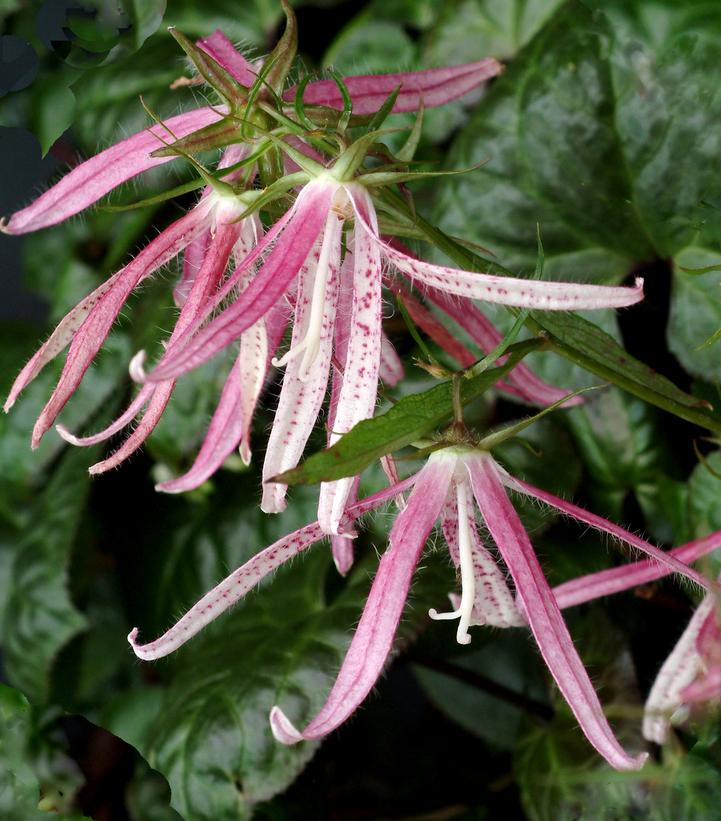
[5,6,704,774]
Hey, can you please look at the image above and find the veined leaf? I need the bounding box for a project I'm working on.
[276,338,541,486]
[528,311,721,433]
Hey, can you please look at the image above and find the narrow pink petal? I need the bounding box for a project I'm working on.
[379,333,404,387]
[132,472,416,664]
[238,318,269,465]
[271,455,456,744]
[3,108,223,234]
[89,380,175,474]
[329,475,361,575]
[331,534,355,577]
[56,382,156,446]
[169,215,243,341]
[642,596,713,744]
[261,212,342,513]
[697,602,721,661]
[396,285,475,367]
[319,187,383,534]
[384,242,645,309]
[419,282,579,405]
[29,204,211,445]
[552,530,721,610]
[149,181,335,381]
[129,522,327,660]
[468,454,646,770]
[173,147,249,307]
[282,135,328,174]
[285,59,503,115]
[505,474,714,595]
[86,214,238,471]
[175,229,211,307]
[5,271,127,411]
[440,490,523,628]
[197,30,258,87]
[681,665,721,704]
[156,354,244,493]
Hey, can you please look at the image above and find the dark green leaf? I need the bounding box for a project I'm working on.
[0,685,45,820]
[0,445,93,703]
[669,249,721,381]
[528,311,721,433]
[277,338,541,486]
[137,552,365,820]
[30,74,75,156]
[413,632,548,750]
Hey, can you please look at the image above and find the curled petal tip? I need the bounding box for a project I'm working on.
[269,706,305,745]
[128,627,139,645]
[55,424,81,445]
[154,482,179,494]
[239,443,252,466]
[3,398,14,413]
[0,216,10,235]
[630,752,650,771]
[129,350,147,383]
[87,462,105,476]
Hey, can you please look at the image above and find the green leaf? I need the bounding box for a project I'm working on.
[528,311,721,433]
[435,0,721,265]
[117,0,167,53]
[0,331,131,508]
[423,0,564,63]
[687,452,721,574]
[71,37,187,149]
[30,75,75,157]
[322,15,416,73]
[0,685,44,820]
[565,391,671,517]
[669,248,721,381]
[413,632,548,750]
[276,338,541,486]
[0,445,93,703]
[137,551,366,820]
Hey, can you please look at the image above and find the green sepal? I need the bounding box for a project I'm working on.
[478,386,601,451]
[358,163,486,189]
[397,101,424,163]
[264,0,298,96]
[100,177,206,212]
[272,338,542,486]
[327,68,353,132]
[365,85,402,134]
[235,172,308,220]
[150,118,244,158]
[332,128,400,181]
[168,28,247,109]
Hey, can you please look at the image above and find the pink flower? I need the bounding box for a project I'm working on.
[548,528,721,745]
[127,445,711,770]
[642,590,721,743]
[144,171,643,541]
[393,278,580,407]
[0,31,503,236]
[1,30,500,494]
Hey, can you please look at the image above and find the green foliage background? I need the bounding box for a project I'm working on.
[2,0,721,818]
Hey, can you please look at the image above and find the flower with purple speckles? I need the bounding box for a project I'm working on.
[127,444,714,770]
